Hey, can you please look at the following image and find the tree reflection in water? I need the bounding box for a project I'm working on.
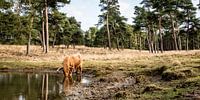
[41,74,48,100]
[0,72,85,100]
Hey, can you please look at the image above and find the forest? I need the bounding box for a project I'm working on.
[0,0,200,55]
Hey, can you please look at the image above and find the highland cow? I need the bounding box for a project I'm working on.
[58,54,82,79]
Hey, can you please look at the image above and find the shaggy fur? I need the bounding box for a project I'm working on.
[62,54,82,78]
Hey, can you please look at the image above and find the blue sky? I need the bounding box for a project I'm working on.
[60,0,200,31]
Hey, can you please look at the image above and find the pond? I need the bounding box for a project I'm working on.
[0,72,91,100]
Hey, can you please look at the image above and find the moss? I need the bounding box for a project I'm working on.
[143,66,168,76]
[177,76,200,88]
[141,85,197,99]
[162,70,186,81]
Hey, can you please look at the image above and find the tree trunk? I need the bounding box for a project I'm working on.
[158,16,163,53]
[52,32,57,48]
[186,35,189,51]
[198,35,200,49]
[45,0,49,53]
[42,8,46,52]
[139,32,142,52]
[152,25,157,53]
[26,1,34,56]
[178,35,182,50]
[116,38,119,50]
[134,32,138,50]
[149,24,154,53]
[129,35,132,49]
[147,25,152,53]
[106,0,111,50]
[26,30,31,55]
[169,13,178,50]
[186,9,189,51]
[106,2,111,50]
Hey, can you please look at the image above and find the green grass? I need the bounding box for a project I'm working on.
[140,76,200,99]
[0,61,61,69]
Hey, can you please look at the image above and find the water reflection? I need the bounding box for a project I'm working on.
[41,74,49,100]
[0,72,90,100]
[63,77,73,96]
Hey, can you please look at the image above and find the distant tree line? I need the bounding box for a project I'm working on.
[132,0,200,53]
[85,0,200,52]
[0,0,200,54]
[0,0,83,55]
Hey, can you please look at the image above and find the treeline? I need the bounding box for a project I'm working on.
[85,0,200,52]
[0,0,200,54]
[133,0,200,53]
[0,0,83,55]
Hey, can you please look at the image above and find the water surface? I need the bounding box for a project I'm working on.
[0,72,89,100]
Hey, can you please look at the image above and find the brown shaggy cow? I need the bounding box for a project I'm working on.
[61,54,82,78]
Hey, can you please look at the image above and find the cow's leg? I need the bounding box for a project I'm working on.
[77,73,81,82]
[77,64,82,75]
[76,65,82,81]
[63,64,68,77]
[68,67,73,79]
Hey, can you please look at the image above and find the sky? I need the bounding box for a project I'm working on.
[60,0,200,31]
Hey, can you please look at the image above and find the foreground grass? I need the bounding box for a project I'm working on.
[0,61,61,69]
[0,45,200,99]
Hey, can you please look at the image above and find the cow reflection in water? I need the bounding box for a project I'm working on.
[58,74,81,96]
[56,54,82,96]
[62,77,73,95]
